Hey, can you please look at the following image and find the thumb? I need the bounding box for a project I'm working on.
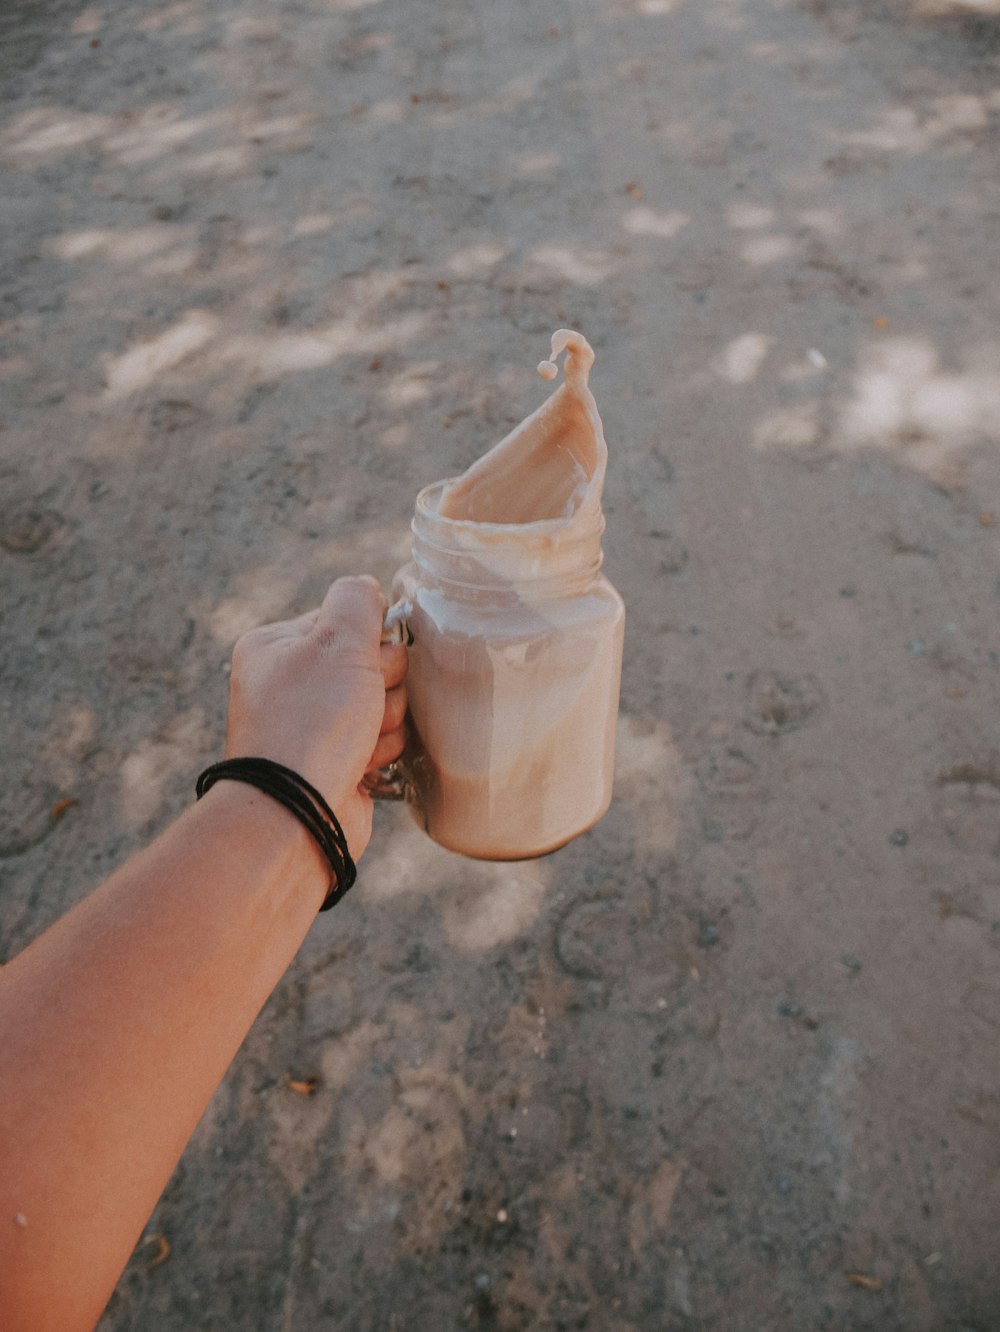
[314,575,387,665]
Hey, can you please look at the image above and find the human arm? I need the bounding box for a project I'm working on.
[0,575,407,1331]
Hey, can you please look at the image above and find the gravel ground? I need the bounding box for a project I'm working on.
[2,0,1000,1327]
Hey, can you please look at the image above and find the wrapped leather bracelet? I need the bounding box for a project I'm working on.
[195,758,357,912]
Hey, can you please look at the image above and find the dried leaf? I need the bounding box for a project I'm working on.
[286,1075,320,1096]
[846,1272,882,1291]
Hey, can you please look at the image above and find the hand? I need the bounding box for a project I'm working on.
[224,575,408,860]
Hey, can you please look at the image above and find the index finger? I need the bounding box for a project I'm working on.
[314,575,387,664]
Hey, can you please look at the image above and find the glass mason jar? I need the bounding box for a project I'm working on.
[384,478,625,860]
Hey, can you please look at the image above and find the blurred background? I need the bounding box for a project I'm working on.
[2,0,999,1327]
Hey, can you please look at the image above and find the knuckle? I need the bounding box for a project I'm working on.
[313,626,378,673]
[313,625,338,654]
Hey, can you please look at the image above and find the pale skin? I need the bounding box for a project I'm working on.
[0,575,407,1332]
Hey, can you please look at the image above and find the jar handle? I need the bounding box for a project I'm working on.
[362,599,413,801]
[380,598,413,648]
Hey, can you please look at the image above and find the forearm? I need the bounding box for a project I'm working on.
[0,783,328,1331]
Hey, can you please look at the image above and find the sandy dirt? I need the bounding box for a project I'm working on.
[2,0,1000,1327]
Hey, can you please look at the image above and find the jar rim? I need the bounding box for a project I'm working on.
[413,478,606,544]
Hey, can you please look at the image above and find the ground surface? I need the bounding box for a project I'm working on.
[2,0,1000,1327]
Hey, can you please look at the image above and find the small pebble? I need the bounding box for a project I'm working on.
[496,1209,508,1224]
[839,585,857,598]
[777,1177,792,1195]
[14,1212,27,1228]
[777,1000,802,1019]
[840,953,863,974]
[474,1272,491,1291]
[889,829,909,847]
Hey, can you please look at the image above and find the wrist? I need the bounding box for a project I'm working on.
[197,781,330,914]
[197,758,358,911]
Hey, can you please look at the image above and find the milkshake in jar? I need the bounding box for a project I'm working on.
[391,330,625,860]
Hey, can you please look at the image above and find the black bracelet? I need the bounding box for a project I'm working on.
[195,758,357,912]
